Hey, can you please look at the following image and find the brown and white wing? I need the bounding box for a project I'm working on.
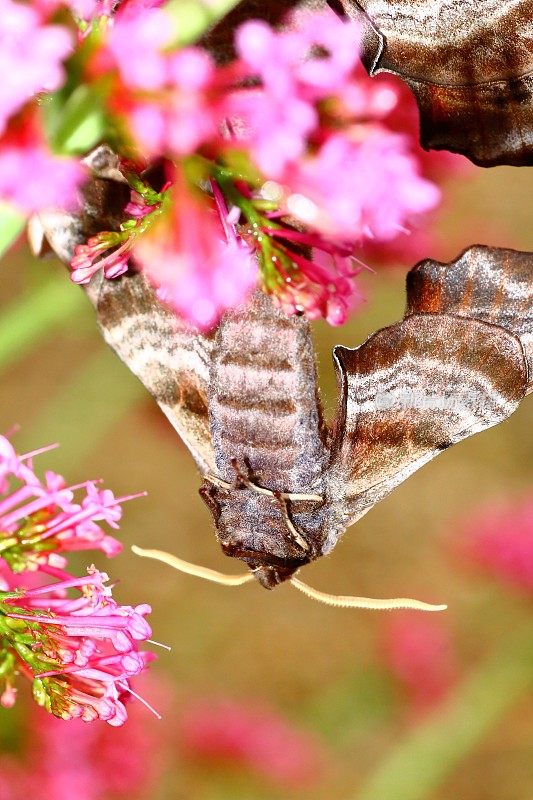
[93,271,216,474]
[328,247,531,527]
[34,147,216,474]
[335,0,533,166]
[406,246,533,393]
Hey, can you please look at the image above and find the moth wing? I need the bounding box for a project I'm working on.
[337,0,533,166]
[94,271,216,474]
[329,249,531,527]
[406,245,533,393]
[35,146,216,474]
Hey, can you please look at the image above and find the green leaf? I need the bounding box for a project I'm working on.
[48,84,106,155]
[164,0,242,45]
[0,204,25,259]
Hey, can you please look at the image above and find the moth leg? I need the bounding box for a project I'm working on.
[228,458,323,502]
[272,492,310,553]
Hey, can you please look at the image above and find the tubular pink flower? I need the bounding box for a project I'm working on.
[0,435,131,572]
[134,174,257,330]
[1,567,153,725]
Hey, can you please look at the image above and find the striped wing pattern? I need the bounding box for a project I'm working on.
[94,272,216,474]
[329,246,531,528]
[406,246,533,393]
[337,0,533,166]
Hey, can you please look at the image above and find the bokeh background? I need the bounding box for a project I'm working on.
[0,163,532,799]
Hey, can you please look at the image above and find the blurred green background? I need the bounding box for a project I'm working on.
[0,164,532,799]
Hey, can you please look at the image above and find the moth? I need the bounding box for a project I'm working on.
[333,0,533,167]
[32,148,533,611]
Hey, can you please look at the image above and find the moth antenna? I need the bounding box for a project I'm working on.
[131,545,254,587]
[290,578,447,612]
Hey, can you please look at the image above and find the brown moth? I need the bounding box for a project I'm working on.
[333,0,533,167]
[32,150,533,611]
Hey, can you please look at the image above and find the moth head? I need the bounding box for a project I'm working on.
[198,475,320,588]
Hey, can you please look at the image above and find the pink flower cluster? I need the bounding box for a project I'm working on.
[1,1,463,329]
[232,14,439,244]
[382,614,457,718]
[67,6,443,329]
[456,497,533,593]
[0,434,153,725]
[0,435,129,572]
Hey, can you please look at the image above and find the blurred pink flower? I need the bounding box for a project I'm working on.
[0,676,171,800]
[129,48,218,157]
[0,0,72,134]
[107,6,175,90]
[225,86,316,179]
[382,614,457,717]
[281,131,440,244]
[134,174,257,330]
[180,697,325,789]
[457,498,533,593]
[0,143,83,213]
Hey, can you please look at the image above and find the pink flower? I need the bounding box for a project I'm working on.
[225,87,316,179]
[0,434,131,572]
[71,230,132,283]
[107,7,175,90]
[134,175,257,330]
[259,226,365,325]
[382,614,458,717]
[128,48,218,157]
[0,143,84,213]
[1,567,154,725]
[180,697,325,789]
[280,131,440,244]
[0,0,72,134]
[457,498,533,593]
[285,10,362,97]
